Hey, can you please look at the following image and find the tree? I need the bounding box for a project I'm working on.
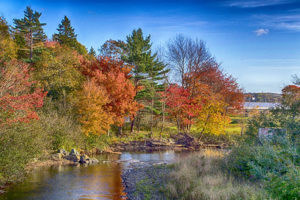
[88,47,96,57]
[53,16,87,55]
[162,84,198,133]
[53,16,76,46]
[99,39,126,58]
[282,84,300,116]
[0,60,46,125]
[81,57,140,134]
[13,6,47,61]
[167,35,214,87]
[0,17,17,61]
[122,28,169,133]
[33,41,84,110]
[77,79,112,136]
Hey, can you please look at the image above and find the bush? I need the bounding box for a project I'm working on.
[266,167,300,200]
[0,122,49,184]
[227,135,298,180]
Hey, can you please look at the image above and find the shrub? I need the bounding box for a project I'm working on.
[0,122,49,184]
[266,167,300,200]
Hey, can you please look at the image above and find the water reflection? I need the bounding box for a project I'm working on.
[0,151,192,200]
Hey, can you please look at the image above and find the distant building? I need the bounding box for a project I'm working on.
[243,102,280,111]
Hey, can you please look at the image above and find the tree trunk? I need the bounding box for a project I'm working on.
[150,97,154,138]
[118,126,123,135]
[130,117,135,133]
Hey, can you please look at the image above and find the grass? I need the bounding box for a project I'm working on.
[164,149,269,200]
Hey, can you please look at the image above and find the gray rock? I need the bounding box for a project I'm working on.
[65,154,80,162]
[89,157,99,164]
[69,149,79,156]
[0,189,5,194]
[79,155,90,164]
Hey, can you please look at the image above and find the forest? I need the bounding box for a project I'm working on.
[0,6,299,200]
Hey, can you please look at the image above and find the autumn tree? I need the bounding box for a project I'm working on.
[162,84,198,133]
[13,6,47,61]
[0,60,46,125]
[33,41,84,110]
[282,84,300,116]
[81,57,140,134]
[77,79,113,136]
[0,17,17,61]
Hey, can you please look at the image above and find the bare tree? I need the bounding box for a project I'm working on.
[167,34,215,87]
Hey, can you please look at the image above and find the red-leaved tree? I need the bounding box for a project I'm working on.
[0,60,47,125]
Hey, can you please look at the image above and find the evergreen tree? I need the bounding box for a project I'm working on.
[89,47,96,57]
[53,16,77,47]
[122,28,169,133]
[13,6,46,61]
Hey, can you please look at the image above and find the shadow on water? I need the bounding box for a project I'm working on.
[0,151,194,200]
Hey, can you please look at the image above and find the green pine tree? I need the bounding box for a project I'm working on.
[53,16,87,55]
[13,6,47,62]
[89,46,96,57]
[122,28,169,133]
[53,16,77,46]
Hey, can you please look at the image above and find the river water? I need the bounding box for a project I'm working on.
[0,151,193,200]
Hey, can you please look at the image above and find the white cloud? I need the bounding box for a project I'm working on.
[254,28,269,36]
[227,0,295,8]
[254,14,300,32]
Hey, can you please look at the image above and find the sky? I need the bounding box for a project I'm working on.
[0,0,300,93]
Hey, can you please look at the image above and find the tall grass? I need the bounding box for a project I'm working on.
[164,149,268,200]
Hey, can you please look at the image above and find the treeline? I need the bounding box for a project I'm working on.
[245,92,282,103]
[0,7,244,184]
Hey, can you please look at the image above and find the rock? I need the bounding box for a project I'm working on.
[69,149,79,156]
[89,157,99,164]
[51,153,62,161]
[173,133,200,148]
[58,149,67,156]
[0,189,5,194]
[65,154,80,162]
[79,155,90,164]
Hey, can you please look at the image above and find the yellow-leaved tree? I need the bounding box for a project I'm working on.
[195,94,231,136]
[77,79,113,136]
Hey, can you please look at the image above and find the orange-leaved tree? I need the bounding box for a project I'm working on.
[282,84,300,115]
[0,60,46,125]
[77,79,113,135]
[81,57,141,134]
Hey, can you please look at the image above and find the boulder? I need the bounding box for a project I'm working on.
[79,155,90,164]
[65,154,80,162]
[70,149,79,156]
[89,157,99,164]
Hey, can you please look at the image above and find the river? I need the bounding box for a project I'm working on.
[0,151,193,200]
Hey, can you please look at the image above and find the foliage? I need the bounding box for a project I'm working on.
[0,121,49,184]
[82,57,140,127]
[13,6,47,61]
[53,16,87,55]
[0,17,17,61]
[33,41,84,109]
[0,60,46,124]
[77,79,113,136]
[266,167,300,200]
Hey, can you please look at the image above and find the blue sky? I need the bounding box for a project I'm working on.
[1,0,300,93]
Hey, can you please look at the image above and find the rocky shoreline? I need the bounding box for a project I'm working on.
[122,163,171,200]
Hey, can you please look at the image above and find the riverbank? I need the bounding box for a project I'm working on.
[121,149,268,200]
